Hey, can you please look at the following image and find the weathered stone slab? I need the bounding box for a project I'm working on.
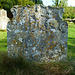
[7,5,68,63]
[0,9,9,30]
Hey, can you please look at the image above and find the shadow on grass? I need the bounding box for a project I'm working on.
[0,38,7,52]
[68,45,75,52]
[68,37,75,53]
[68,37,75,45]
[68,37,75,40]
[68,44,75,61]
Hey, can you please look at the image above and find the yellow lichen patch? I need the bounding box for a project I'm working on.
[30,33,34,37]
[48,36,50,39]
[42,31,45,34]
[46,53,49,56]
[41,26,43,29]
[30,27,32,30]
[34,55,37,57]
[36,18,39,20]
[27,7,30,10]
[11,40,16,45]
[53,35,55,38]
[55,57,59,59]
[42,55,45,57]
[19,42,23,46]
[19,52,23,56]
[7,42,11,45]
[47,43,50,46]
[24,10,27,13]
[50,45,53,49]
[55,40,57,43]
[40,49,42,52]
[13,40,16,44]
[17,19,21,23]
[18,9,21,13]
[51,35,53,38]
[31,35,34,37]
[44,47,46,50]
[62,49,66,52]
[47,29,50,31]
[51,31,53,35]
[53,44,56,47]
[34,27,37,29]
[32,50,35,52]
[61,46,65,50]
[46,40,48,43]
[30,21,36,24]
[21,26,23,30]
[64,37,66,39]
[37,44,40,47]
[47,48,50,51]
[24,33,25,35]
[24,44,26,48]
[52,41,54,43]
[8,48,12,51]
[53,15,55,18]
[33,43,36,47]
[58,51,60,53]
[25,24,27,29]
[46,45,49,47]
[29,55,32,58]
[42,36,45,39]
[38,25,40,29]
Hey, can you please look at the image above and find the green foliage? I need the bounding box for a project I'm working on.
[17,0,34,6]
[63,6,75,19]
[52,0,68,7]
[52,0,75,19]
[0,0,13,10]
[32,0,43,4]
[0,0,35,11]
[0,0,43,11]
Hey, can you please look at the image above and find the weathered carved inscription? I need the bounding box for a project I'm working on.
[7,5,68,63]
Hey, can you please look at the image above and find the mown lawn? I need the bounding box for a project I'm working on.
[68,22,75,61]
[0,23,75,75]
[0,30,7,52]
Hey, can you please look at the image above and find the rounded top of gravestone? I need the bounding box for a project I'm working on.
[11,4,64,20]
[11,4,64,9]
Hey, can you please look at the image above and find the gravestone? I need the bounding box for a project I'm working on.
[0,9,9,30]
[7,5,68,63]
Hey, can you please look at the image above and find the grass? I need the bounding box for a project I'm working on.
[0,30,7,52]
[0,22,75,75]
[67,22,75,61]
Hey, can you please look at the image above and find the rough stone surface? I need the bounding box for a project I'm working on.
[0,9,9,30]
[7,5,68,63]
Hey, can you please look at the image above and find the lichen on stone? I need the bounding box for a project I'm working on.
[7,4,68,63]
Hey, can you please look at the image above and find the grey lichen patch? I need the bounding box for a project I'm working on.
[7,4,68,63]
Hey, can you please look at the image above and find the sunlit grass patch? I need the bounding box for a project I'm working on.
[68,22,75,61]
[0,31,7,52]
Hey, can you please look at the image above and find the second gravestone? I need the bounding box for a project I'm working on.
[7,5,68,63]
